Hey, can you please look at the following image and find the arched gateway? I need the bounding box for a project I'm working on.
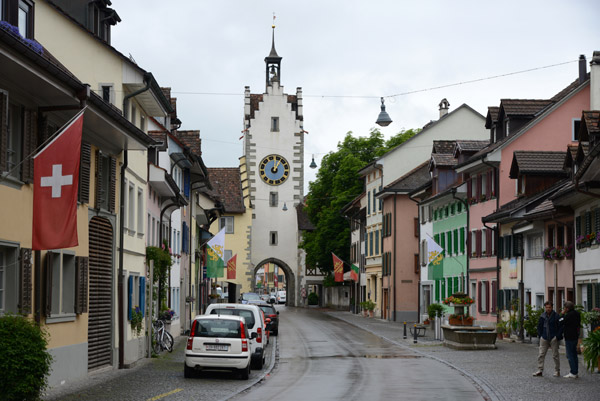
[252,258,296,306]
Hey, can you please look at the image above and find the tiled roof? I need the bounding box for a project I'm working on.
[431,153,457,167]
[455,140,489,153]
[582,110,600,137]
[500,99,553,117]
[509,151,567,178]
[248,94,263,120]
[550,75,588,102]
[433,140,455,154]
[487,106,499,122]
[296,204,315,231]
[384,161,430,192]
[205,168,245,213]
[176,130,202,157]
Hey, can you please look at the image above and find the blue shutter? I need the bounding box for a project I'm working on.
[139,277,146,318]
[128,275,133,321]
[184,170,190,198]
[182,222,188,254]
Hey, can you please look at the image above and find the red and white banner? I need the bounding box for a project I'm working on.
[32,111,84,250]
[332,253,344,282]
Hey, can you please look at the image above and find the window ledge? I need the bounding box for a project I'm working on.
[46,314,77,324]
[0,173,24,190]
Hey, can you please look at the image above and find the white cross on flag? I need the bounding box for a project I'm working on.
[32,110,84,250]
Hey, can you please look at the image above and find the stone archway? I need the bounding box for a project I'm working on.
[252,258,296,306]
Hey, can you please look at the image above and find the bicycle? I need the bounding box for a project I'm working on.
[152,319,174,354]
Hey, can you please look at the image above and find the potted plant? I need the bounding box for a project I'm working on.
[427,303,444,330]
[524,304,542,343]
[582,327,600,373]
[496,320,506,339]
[360,300,376,317]
[130,306,143,336]
[448,313,474,326]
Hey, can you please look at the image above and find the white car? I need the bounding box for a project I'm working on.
[205,303,267,369]
[184,315,253,379]
[277,290,286,304]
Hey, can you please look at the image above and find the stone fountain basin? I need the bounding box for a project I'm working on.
[442,325,497,350]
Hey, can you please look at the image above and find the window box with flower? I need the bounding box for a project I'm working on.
[130,306,143,336]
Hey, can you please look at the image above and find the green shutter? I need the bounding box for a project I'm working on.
[441,232,445,252]
[576,216,582,237]
[460,228,465,253]
[435,280,440,301]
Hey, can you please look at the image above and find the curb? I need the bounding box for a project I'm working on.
[327,312,504,401]
[220,334,279,401]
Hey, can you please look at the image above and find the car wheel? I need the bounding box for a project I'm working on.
[239,362,250,380]
[252,353,264,370]
[272,329,278,336]
[184,363,195,378]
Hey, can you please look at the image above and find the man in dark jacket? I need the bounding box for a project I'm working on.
[533,301,563,377]
[560,301,581,378]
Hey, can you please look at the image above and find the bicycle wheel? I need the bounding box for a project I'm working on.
[153,332,162,354]
[164,331,174,352]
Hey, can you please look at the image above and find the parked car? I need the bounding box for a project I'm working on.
[184,315,253,380]
[205,303,267,369]
[260,294,270,302]
[240,292,262,305]
[277,290,286,305]
[257,303,279,336]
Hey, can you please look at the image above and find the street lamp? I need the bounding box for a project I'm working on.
[309,155,317,169]
[375,97,393,127]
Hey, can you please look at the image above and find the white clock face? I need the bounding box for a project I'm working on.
[259,154,290,185]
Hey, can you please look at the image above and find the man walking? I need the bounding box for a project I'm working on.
[533,301,563,377]
[560,301,581,378]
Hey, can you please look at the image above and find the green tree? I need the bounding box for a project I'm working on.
[301,127,420,276]
[146,240,173,311]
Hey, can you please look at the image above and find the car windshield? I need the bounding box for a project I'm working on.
[210,309,256,329]
[242,293,261,301]
[194,319,241,338]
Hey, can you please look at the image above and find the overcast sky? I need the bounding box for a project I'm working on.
[111,0,599,192]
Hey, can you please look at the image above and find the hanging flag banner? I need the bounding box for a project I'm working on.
[206,228,225,278]
[426,235,444,266]
[332,253,344,282]
[227,254,237,280]
[32,110,85,250]
[351,264,359,282]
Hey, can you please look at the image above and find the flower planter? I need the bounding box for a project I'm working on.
[449,316,474,326]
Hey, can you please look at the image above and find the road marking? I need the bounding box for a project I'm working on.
[147,388,183,401]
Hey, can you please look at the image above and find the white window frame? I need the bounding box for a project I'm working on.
[527,233,544,259]
[99,83,115,104]
[481,228,487,256]
[220,216,234,234]
[48,250,76,320]
[572,118,581,141]
[270,231,278,246]
[137,188,144,235]
[0,243,19,314]
[128,182,135,233]
[480,280,488,312]
[471,230,477,257]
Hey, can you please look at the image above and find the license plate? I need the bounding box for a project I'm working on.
[206,344,229,351]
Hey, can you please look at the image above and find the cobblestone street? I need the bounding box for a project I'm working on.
[327,311,600,401]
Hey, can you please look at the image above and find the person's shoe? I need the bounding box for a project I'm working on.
[563,373,578,378]
[532,371,543,376]
[553,371,560,377]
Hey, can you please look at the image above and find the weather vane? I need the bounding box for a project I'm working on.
[272,12,276,29]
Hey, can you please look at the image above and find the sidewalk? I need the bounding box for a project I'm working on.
[326,311,599,401]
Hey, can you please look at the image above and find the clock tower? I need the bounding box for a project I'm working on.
[243,26,304,306]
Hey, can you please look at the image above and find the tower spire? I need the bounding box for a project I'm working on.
[265,13,282,88]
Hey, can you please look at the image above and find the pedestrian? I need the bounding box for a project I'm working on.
[533,301,563,377]
[560,301,581,378]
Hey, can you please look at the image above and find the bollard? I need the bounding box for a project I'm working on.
[403,321,407,339]
[413,324,418,344]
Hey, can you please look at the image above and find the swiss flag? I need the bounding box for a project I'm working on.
[32,111,84,250]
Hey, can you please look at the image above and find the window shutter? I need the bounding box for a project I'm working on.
[587,284,593,310]
[467,177,472,201]
[0,91,8,172]
[109,156,117,213]
[45,252,53,317]
[95,150,103,208]
[440,232,445,252]
[414,253,419,274]
[491,281,497,313]
[453,229,458,254]
[79,142,91,204]
[19,248,33,314]
[460,228,465,254]
[428,206,432,222]
[478,281,482,313]
[128,276,133,321]
[498,236,504,259]
[486,170,492,200]
[476,230,482,257]
[184,169,190,198]
[75,256,88,314]
[140,277,146,318]
[476,174,482,200]
[414,217,419,237]
[514,234,523,256]
[585,212,592,235]
[595,208,600,234]
[21,109,37,182]
[486,229,492,257]
[485,281,490,313]
[466,229,471,256]
[576,216,582,237]
[595,283,600,309]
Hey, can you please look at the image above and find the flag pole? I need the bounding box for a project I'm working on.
[0,107,87,183]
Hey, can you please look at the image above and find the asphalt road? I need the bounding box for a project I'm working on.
[232,306,483,401]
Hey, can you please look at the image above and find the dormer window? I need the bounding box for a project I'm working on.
[1,0,34,39]
[572,118,581,141]
[504,119,510,136]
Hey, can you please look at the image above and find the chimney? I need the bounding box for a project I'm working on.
[439,98,450,118]
[579,55,587,85]
[591,51,600,110]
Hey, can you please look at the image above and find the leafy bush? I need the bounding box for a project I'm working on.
[307,292,319,305]
[524,304,543,338]
[427,303,444,319]
[582,328,600,373]
[0,315,53,400]
[360,300,376,311]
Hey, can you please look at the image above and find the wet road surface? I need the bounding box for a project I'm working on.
[233,307,483,401]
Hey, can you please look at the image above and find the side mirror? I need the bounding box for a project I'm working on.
[250,332,258,339]
[277,311,280,315]
[269,298,275,304]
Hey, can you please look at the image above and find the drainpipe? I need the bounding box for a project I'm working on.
[482,159,501,325]
[118,73,151,369]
